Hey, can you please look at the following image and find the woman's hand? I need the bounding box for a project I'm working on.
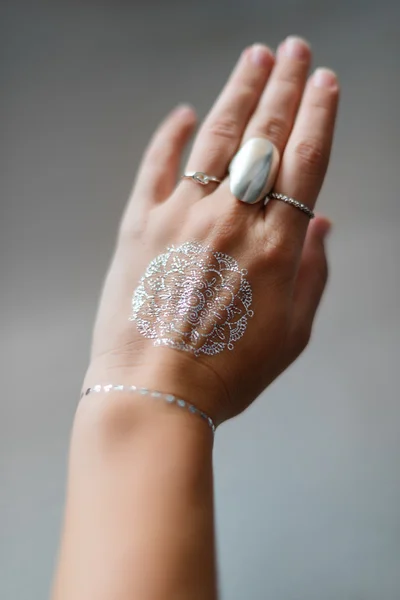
[85,38,339,425]
[53,38,340,600]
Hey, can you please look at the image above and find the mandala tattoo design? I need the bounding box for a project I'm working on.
[129,241,254,357]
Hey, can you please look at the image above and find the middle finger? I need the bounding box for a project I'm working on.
[179,44,274,201]
[242,36,311,156]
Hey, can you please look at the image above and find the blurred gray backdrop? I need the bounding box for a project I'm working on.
[1,0,400,598]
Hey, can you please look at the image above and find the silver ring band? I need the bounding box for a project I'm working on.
[266,192,315,219]
[181,171,222,186]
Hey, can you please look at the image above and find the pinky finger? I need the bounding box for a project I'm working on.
[265,68,339,253]
[289,216,331,354]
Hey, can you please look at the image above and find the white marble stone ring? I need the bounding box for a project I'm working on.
[229,137,280,204]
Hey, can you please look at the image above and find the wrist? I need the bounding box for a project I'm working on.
[76,385,214,447]
[75,355,217,465]
[83,346,228,426]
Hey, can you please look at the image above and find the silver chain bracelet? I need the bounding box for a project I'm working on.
[80,384,216,433]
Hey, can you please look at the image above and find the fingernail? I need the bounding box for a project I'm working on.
[249,43,273,67]
[313,67,337,88]
[278,36,310,60]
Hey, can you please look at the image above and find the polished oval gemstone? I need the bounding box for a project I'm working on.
[229,138,279,204]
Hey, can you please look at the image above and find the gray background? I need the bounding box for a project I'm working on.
[1,0,400,598]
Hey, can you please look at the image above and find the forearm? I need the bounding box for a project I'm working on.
[52,389,217,600]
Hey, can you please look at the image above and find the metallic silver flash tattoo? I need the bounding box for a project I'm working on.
[129,242,254,357]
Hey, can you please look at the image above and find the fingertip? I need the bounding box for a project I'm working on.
[172,103,197,122]
[310,215,333,240]
[245,43,275,68]
[277,35,311,61]
[312,68,339,90]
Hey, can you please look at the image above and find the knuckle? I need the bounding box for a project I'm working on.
[207,116,240,143]
[118,216,146,246]
[262,228,296,271]
[261,116,288,146]
[189,205,216,238]
[277,64,304,86]
[293,138,327,173]
[214,206,245,243]
[192,200,251,247]
[237,84,259,105]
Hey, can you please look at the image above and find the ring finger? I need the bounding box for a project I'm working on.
[178,44,274,200]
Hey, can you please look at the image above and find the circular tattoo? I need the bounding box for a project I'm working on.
[130,241,254,357]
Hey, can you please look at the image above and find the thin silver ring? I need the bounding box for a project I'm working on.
[266,192,315,219]
[181,171,222,186]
